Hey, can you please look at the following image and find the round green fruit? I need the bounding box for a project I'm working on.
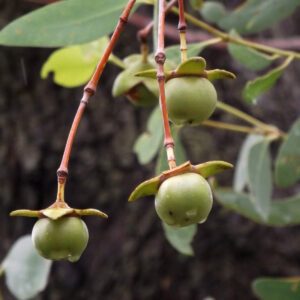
[112,58,158,107]
[165,77,217,125]
[32,217,89,262]
[155,172,213,227]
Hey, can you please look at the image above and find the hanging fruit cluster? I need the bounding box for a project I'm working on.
[10,0,234,262]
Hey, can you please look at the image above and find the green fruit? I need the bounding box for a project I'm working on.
[155,172,213,227]
[32,217,89,262]
[165,77,217,125]
[112,57,158,107]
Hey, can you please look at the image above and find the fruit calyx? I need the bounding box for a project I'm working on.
[10,201,108,221]
[135,56,236,82]
[10,176,108,220]
[128,160,233,202]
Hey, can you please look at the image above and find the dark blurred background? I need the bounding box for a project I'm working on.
[1,1,300,299]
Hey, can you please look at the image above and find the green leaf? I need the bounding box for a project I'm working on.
[233,134,264,192]
[2,235,52,300]
[228,30,276,71]
[253,277,300,300]
[247,139,272,220]
[134,106,163,164]
[200,1,227,23]
[275,118,300,187]
[165,39,218,66]
[0,0,138,47]
[243,56,293,104]
[219,0,300,35]
[216,189,300,227]
[162,223,197,256]
[216,189,262,223]
[41,38,111,87]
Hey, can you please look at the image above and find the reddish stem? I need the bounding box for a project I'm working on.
[57,0,136,182]
[177,0,187,31]
[155,0,176,169]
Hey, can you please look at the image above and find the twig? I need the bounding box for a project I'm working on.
[216,102,271,130]
[56,0,136,190]
[171,7,300,59]
[130,14,300,51]
[202,120,260,134]
[155,0,176,169]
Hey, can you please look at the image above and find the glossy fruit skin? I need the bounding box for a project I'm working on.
[165,77,217,125]
[155,173,213,227]
[32,217,89,262]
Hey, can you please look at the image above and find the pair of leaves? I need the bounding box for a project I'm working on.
[0,0,152,47]
[2,235,52,300]
[233,134,272,220]
[221,119,300,225]
[253,277,300,300]
[201,0,300,35]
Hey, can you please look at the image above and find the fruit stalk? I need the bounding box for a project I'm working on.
[56,0,136,185]
[202,120,261,134]
[155,0,176,169]
[216,102,273,130]
[177,0,187,62]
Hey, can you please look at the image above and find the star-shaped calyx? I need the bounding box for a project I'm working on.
[10,180,107,221]
[129,160,233,202]
[134,56,236,82]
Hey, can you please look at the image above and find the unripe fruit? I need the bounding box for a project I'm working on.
[155,173,213,227]
[32,217,89,262]
[112,59,158,107]
[165,77,217,125]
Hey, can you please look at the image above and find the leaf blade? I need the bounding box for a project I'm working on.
[41,38,109,87]
[133,106,163,165]
[275,117,300,187]
[228,30,276,71]
[243,56,293,104]
[233,134,264,192]
[0,0,136,47]
[253,277,300,300]
[3,235,52,300]
[247,139,272,220]
[162,223,197,256]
